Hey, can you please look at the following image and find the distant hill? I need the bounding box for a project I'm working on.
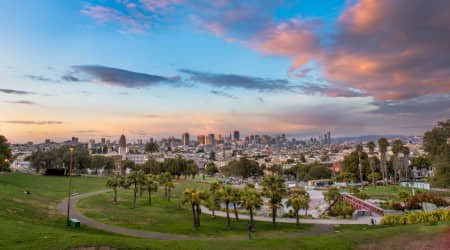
[332,134,423,144]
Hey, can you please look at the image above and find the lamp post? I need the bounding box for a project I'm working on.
[66,147,74,225]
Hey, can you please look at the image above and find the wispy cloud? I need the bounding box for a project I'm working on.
[1,120,63,125]
[3,100,37,105]
[210,90,238,100]
[24,74,54,82]
[180,69,294,92]
[0,88,35,95]
[65,65,182,88]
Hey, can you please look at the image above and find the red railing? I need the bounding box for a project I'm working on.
[341,193,384,216]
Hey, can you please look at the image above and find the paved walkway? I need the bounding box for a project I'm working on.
[57,190,192,240]
[201,207,380,225]
[57,190,378,240]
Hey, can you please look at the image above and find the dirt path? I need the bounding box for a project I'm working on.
[57,190,341,240]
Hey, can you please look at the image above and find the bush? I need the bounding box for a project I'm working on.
[392,202,404,211]
[381,210,450,225]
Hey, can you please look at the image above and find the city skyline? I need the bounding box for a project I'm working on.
[1,0,449,143]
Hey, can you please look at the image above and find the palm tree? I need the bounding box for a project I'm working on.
[182,188,201,228]
[286,190,309,225]
[106,175,123,204]
[261,175,286,224]
[378,138,389,184]
[402,146,410,180]
[207,182,222,217]
[145,174,158,205]
[231,188,242,221]
[356,144,363,183]
[219,186,234,229]
[127,170,145,208]
[367,141,376,155]
[159,172,173,201]
[392,139,404,183]
[240,185,263,228]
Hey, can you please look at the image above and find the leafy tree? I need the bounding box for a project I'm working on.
[221,158,263,179]
[299,153,306,163]
[261,175,286,224]
[185,159,199,179]
[324,187,341,206]
[205,162,219,176]
[0,135,12,171]
[126,170,145,208]
[106,175,124,204]
[91,155,114,175]
[143,158,162,174]
[411,156,432,169]
[423,120,450,188]
[145,174,158,205]
[145,142,159,153]
[121,160,136,176]
[342,150,369,182]
[268,164,283,176]
[240,185,263,228]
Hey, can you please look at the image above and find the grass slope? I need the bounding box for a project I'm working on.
[0,173,448,250]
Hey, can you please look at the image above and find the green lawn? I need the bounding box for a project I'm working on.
[361,185,450,200]
[0,173,448,250]
[77,179,312,238]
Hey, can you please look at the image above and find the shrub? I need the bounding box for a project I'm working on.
[381,210,450,225]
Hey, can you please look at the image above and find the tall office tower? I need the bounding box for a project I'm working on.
[327,131,331,144]
[118,134,127,161]
[197,135,206,145]
[233,130,240,141]
[182,132,190,146]
[216,134,222,143]
[101,138,106,144]
[206,133,215,145]
[71,137,79,143]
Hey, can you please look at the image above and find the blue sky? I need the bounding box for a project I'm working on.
[0,0,448,142]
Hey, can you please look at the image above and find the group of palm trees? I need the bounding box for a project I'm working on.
[106,170,174,208]
[357,138,411,185]
[183,175,310,229]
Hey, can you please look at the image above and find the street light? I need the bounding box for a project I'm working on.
[66,147,74,225]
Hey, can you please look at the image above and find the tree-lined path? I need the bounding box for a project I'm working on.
[57,190,379,241]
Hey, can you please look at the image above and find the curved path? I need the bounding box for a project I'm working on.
[201,207,379,225]
[57,190,192,240]
[57,190,376,240]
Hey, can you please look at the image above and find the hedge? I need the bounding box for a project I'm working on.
[381,210,450,225]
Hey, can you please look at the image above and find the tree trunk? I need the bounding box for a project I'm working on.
[164,186,167,199]
[272,207,276,224]
[113,187,117,205]
[192,204,197,229]
[133,184,137,208]
[195,203,201,227]
[372,169,375,187]
[148,189,152,206]
[167,188,171,202]
[212,209,215,218]
[296,211,299,225]
[226,201,231,229]
[140,186,143,197]
[233,202,239,221]
[305,207,308,216]
[249,208,254,228]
